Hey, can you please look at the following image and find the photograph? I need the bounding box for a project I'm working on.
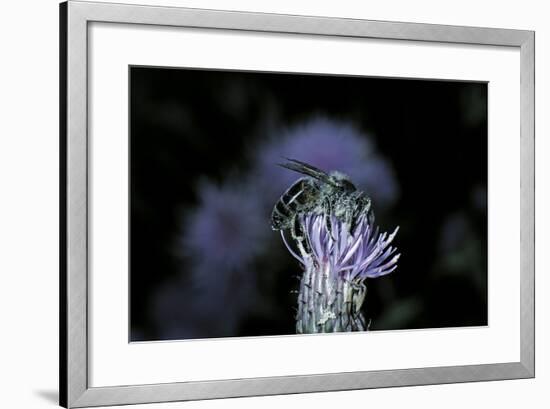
[130,66,488,341]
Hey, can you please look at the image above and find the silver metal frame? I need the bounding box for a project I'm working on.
[60,1,535,407]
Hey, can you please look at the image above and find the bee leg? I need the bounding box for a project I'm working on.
[324,199,337,242]
[291,216,311,257]
[349,282,367,331]
[360,196,374,225]
[326,214,334,241]
[353,281,367,314]
[349,194,371,233]
[354,197,367,230]
[349,208,356,235]
[366,318,372,331]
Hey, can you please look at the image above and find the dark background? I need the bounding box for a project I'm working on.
[130,66,487,341]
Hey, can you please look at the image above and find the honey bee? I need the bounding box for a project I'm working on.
[271,159,373,246]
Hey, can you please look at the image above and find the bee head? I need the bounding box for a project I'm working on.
[329,171,357,192]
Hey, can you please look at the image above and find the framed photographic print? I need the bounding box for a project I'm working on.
[60,1,535,407]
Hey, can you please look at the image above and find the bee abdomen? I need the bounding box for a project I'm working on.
[271,178,312,230]
[275,201,291,217]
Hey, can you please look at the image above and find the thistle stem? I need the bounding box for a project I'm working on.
[296,259,367,334]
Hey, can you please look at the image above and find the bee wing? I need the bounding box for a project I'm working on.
[278,158,336,186]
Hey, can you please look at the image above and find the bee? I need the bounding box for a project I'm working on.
[271,158,373,247]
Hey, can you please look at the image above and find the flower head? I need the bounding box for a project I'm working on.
[282,212,400,283]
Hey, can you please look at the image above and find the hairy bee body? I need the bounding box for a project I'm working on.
[271,177,320,231]
[271,160,373,237]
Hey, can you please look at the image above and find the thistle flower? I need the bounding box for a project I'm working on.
[178,182,265,327]
[281,212,400,333]
[182,181,268,272]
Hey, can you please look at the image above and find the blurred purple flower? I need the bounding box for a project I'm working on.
[255,117,399,207]
[182,181,268,273]
[178,182,265,330]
